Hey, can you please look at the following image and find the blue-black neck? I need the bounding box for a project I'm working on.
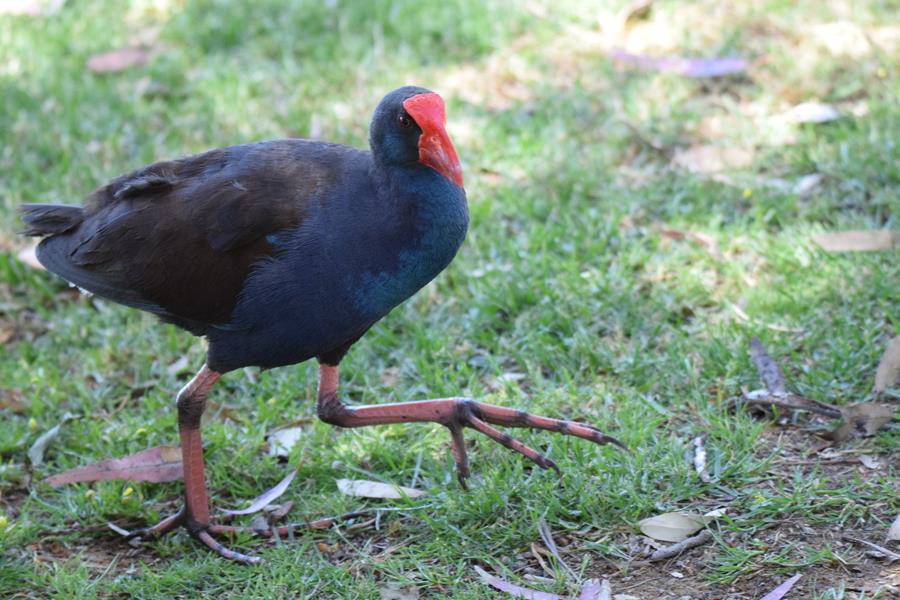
[351,164,468,318]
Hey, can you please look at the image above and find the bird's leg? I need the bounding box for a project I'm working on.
[315,364,624,487]
[124,365,262,565]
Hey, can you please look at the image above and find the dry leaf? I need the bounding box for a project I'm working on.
[672,145,754,174]
[17,245,44,270]
[874,336,900,393]
[87,47,151,73]
[579,579,610,600]
[783,102,840,124]
[220,467,298,516]
[28,412,77,466]
[858,455,881,470]
[638,512,707,543]
[473,565,566,600]
[611,48,748,77]
[888,513,900,542]
[44,445,182,487]
[812,231,900,252]
[378,584,420,600]
[268,426,305,458]
[759,573,802,600]
[336,479,425,499]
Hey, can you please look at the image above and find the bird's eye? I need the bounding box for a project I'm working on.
[398,113,412,128]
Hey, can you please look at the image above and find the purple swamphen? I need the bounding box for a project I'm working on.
[22,86,623,563]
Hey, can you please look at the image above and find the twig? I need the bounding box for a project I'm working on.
[740,387,842,419]
[842,535,900,563]
[692,436,711,483]
[538,517,577,580]
[648,529,713,562]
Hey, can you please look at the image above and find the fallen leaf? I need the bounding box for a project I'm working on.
[672,145,754,174]
[858,455,881,470]
[759,573,802,600]
[537,517,576,579]
[87,47,151,74]
[579,579,610,600]
[783,102,840,124]
[378,583,420,600]
[220,467,298,516]
[888,513,900,542]
[638,512,707,543]
[659,229,721,258]
[0,389,28,413]
[336,479,425,500]
[44,445,182,487]
[16,245,44,270]
[812,231,900,252]
[611,48,748,77]
[28,412,77,466]
[473,565,566,600]
[268,426,305,458]
[874,336,900,393]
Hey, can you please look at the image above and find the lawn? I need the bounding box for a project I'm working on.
[1,0,898,598]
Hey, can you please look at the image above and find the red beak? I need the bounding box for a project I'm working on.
[402,92,464,188]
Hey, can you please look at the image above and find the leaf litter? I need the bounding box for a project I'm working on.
[44,445,182,486]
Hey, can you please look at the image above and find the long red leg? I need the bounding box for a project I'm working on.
[315,364,624,484]
[123,365,261,565]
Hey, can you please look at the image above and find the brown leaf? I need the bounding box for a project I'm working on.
[87,47,151,74]
[44,445,182,487]
[812,230,900,252]
[0,389,28,413]
[759,573,802,600]
[874,336,900,393]
[220,467,298,516]
[659,228,721,258]
[336,479,425,499]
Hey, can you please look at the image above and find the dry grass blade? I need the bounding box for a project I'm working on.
[691,436,710,483]
[473,565,566,600]
[758,573,802,600]
[842,536,900,563]
[44,445,182,486]
[219,467,298,516]
[537,517,576,580]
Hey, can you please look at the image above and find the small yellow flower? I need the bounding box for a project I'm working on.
[28,418,37,430]
[742,188,753,199]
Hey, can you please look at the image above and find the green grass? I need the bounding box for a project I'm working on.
[1,0,898,598]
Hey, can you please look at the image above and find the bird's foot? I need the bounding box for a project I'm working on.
[440,398,626,487]
[121,506,263,565]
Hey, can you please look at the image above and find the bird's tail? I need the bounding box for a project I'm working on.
[20,203,84,236]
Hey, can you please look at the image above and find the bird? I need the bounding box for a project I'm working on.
[22,86,623,563]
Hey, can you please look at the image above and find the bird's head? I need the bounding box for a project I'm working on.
[369,86,464,189]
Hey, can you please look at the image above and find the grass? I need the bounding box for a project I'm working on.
[1,0,898,597]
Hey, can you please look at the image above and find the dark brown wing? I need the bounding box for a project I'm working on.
[34,139,353,333]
